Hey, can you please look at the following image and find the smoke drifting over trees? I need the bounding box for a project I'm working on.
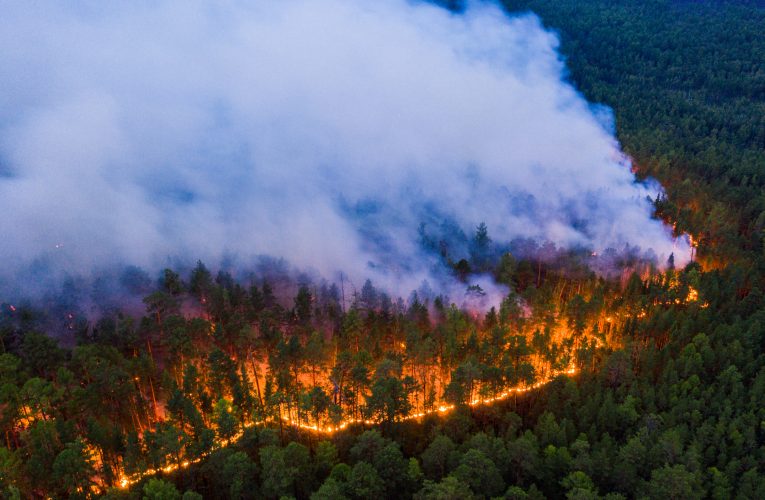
[0,0,688,299]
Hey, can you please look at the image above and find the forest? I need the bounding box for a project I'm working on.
[2,0,765,498]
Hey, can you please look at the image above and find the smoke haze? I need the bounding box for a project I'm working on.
[0,0,689,301]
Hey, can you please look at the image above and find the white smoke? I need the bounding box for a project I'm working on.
[0,0,689,300]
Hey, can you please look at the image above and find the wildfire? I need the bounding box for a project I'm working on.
[280,364,577,433]
[684,286,708,308]
[115,364,577,490]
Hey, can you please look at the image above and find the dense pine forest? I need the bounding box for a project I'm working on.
[2,0,765,498]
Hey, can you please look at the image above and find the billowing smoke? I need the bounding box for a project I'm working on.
[0,0,688,304]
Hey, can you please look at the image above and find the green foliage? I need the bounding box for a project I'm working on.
[221,451,257,499]
[347,461,385,500]
[311,477,349,500]
[421,434,457,480]
[451,448,505,498]
[415,476,475,500]
[645,464,703,499]
[259,445,294,499]
[143,478,181,500]
[561,471,598,499]
[314,440,338,479]
[51,439,94,499]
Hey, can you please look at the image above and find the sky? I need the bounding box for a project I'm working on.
[0,0,689,302]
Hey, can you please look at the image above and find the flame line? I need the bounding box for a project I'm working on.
[117,365,576,489]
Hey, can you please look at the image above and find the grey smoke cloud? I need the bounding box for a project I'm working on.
[0,0,689,300]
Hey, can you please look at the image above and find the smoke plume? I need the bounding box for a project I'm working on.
[0,0,689,302]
